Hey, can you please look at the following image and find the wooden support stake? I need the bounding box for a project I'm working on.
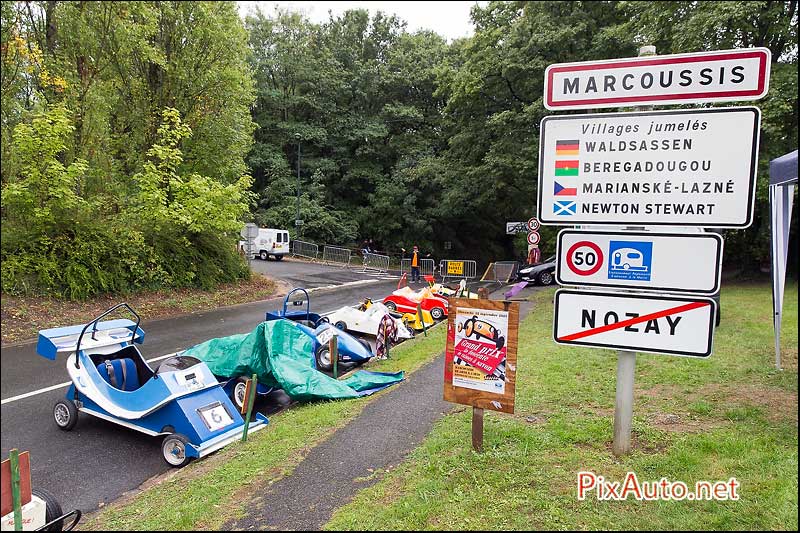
[472,407,484,453]
[10,449,22,532]
[241,374,257,442]
[471,288,490,453]
[330,337,339,378]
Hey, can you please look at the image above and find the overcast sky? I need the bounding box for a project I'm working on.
[237,1,486,41]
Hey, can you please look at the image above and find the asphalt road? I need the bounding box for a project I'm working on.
[0,260,406,515]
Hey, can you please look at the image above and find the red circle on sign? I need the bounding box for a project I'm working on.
[566,241,604,276]
[527,217,540,231]
[527,232,540,245]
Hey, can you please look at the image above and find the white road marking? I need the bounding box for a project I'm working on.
[1,352,180,405]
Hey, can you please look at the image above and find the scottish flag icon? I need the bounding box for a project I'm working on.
[553,201,576,216]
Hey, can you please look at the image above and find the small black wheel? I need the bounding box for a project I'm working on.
[162,433,193,468]
[274,255,284,261]
[430,307,445,320]
[495,336,506,350]
[231,377,249,413]
[32,488,64,531]
[315,344,333,371]
[259,250,269,261]
[384,301,397,312]
[53,399,78,431]
[334,320,347,331]
[538,271,554,286]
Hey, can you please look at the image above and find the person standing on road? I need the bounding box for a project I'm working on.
[527,244,541,265]
[402,245,430,283]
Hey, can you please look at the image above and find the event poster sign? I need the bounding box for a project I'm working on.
[444,298,519,414]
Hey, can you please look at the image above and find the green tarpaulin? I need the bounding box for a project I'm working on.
[183,319,404,401]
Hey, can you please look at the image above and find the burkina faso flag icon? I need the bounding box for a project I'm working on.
[555,160,579,176]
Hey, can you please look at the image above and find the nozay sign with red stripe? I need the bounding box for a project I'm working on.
[554,290,716,358]
[544,48,770,110]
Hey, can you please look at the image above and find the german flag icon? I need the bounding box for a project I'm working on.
[555,139,579,156]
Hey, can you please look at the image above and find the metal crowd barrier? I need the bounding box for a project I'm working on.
[360,252,390,274]
[493,261,520,283]
[439,259,478,283]
[291,240,319,261]
[400,258,436,278]
[322,245,352,267]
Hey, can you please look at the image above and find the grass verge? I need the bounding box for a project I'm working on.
[0,274,285,345]
[324,283,798,531]
[82,321,446,531]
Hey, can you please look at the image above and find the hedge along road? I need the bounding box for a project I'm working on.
[0,275,400,515]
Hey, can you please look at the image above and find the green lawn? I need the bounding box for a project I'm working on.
[325,283,798,531]
[83,322,447,531]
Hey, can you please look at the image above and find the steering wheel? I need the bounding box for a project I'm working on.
[315,316,330,327]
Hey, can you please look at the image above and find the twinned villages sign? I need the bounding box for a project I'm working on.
[537,107,760,227]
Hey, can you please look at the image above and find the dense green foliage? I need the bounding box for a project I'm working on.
[2,1,797,298]
[245,0,797,269]
[1,1,254,298]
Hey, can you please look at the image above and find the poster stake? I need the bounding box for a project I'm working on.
[471,289,490,453]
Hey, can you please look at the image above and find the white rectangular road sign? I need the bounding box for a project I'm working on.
[554,290,716,358]
[506,222,527,234]
[556,230,723,294]
[537,107,760,227]
[544,48,771,110]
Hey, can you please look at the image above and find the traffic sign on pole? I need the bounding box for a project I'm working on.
[537,107,760,227]
[527,217,541,232]
[526,231,541,245]
[556,230,723,294]
[544,48,771,110]
[553,289,716,358]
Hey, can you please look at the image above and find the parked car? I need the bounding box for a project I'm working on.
[239,228,290,261]
[516,255,557,285]
[382,286,449,320]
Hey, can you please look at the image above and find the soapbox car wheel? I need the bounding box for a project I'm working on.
[315,344,333,371]
[162,434,193,468]
[334,320,348,331]
[430,307,445,320]
[53,399,78,431]
[32,487,64,531]
[384,301,397,312]
[231,377,249,413]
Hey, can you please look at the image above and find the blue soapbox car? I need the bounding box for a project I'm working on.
[266,288,374,371]
[37,303,268,468]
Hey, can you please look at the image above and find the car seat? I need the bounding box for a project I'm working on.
[96,358,140,391]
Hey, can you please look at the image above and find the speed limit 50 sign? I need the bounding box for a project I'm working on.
[556,229,723,294]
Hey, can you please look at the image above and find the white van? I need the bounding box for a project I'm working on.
[240,228,290,261]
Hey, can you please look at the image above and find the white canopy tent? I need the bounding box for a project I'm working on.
[769,150,797,370]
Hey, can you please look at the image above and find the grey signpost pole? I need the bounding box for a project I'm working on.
[611,44,657,457]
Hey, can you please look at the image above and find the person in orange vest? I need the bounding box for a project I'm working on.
[527,244,541,265]
[402,245,430,283]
